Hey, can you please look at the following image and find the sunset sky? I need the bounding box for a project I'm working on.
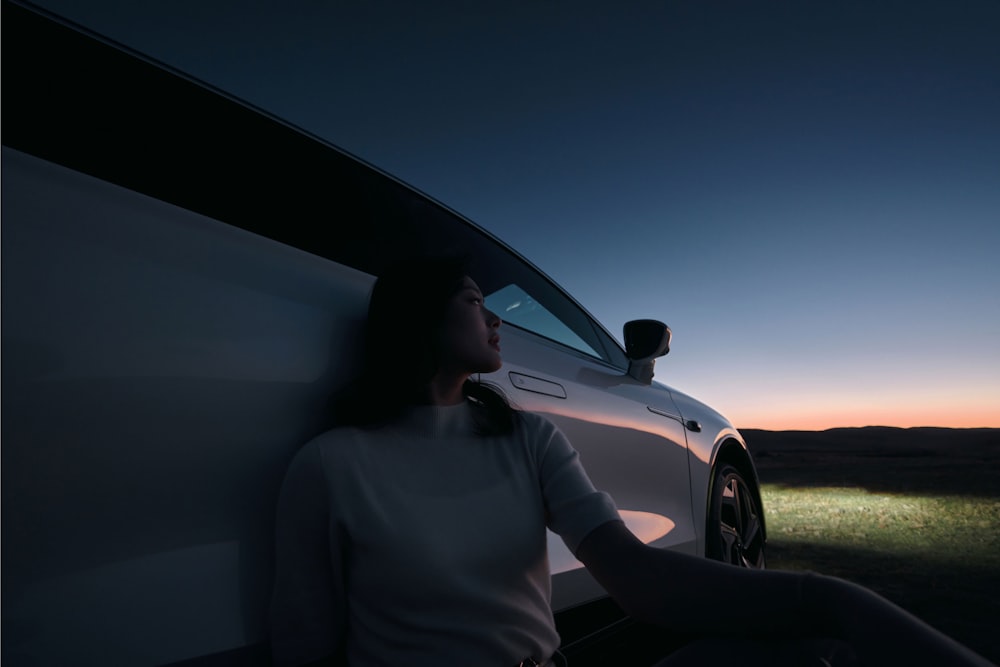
[34,0,1000,430]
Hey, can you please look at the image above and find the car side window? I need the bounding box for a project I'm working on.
[485,284,601,358]
[481,277,627,369]
[347,177,629,368]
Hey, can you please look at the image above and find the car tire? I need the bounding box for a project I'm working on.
[706,463,766,568]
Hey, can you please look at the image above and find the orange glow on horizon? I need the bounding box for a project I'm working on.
[733,403,1000,431]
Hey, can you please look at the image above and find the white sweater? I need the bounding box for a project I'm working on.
[270,402,620,667]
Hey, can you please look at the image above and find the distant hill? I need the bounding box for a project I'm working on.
[738,427,999,497]
[741,426,1000,453]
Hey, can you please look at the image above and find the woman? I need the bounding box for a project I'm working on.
[271,257,991,667]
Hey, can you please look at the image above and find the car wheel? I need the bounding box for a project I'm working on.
[706,463,766,568]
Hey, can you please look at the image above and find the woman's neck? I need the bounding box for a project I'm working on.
[426,371,470,406]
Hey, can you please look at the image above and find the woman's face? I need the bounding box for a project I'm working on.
[438,276,502,376]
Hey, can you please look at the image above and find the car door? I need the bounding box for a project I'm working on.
[475,270,697,608]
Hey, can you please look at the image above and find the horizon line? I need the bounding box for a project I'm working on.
[739,424,1000,432]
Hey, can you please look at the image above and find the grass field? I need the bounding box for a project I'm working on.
[746,427,1000,664]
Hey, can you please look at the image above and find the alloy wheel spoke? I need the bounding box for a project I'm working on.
[728,479,742,521]
[712,468,766,569]
[742,514,760,548]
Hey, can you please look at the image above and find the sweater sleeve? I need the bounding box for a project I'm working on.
[270,439,345,667]
[529,415,621,555]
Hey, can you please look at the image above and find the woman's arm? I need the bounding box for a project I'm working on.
[575,520,993,666]
[575,520,812,635]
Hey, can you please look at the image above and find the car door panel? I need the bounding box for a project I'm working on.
[484,326,697,546]
[485,326,696,608]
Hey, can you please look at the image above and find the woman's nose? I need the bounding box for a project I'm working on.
[486,308,501,328]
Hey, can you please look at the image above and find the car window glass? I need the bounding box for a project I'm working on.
[486,284,601,358]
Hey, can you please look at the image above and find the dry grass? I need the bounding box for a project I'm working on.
[762,487,998,563]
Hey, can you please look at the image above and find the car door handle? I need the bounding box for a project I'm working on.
[508,372,567,399]
[647,405,701,432]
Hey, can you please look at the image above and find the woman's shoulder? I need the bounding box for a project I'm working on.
[308,424,384,450]
[286,425,393,485]
[292,424,383,466]
[512,410,569,450]
[515,410,557,432]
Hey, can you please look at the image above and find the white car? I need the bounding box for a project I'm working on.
[1,2,766,665]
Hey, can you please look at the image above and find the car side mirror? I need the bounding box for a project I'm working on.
[624,319,671,384]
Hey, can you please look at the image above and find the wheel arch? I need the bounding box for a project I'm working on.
[706,438,768,554]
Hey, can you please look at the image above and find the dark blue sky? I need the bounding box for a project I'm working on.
[36,0,1000,428]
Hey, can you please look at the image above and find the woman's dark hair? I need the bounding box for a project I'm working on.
[331,256,516,434]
